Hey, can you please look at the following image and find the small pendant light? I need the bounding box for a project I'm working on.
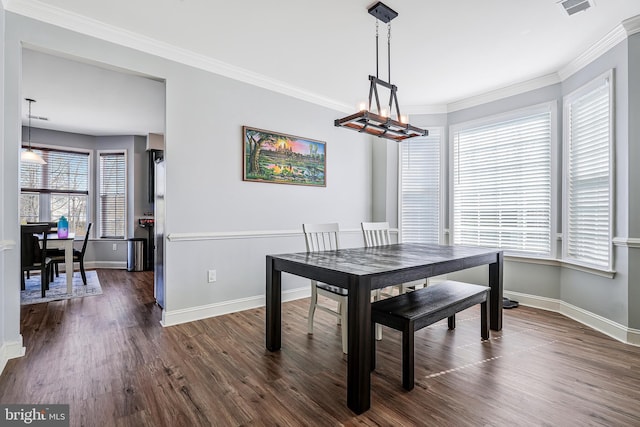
[21,98,47,165]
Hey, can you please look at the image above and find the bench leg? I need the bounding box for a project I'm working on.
[402,324,415,391]
[447,314,456,330]
[481,299,489,340]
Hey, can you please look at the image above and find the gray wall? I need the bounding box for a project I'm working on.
[395,41,635,328]
[1,11,372,344]
[0,1,9,367]
[21,128,152,266]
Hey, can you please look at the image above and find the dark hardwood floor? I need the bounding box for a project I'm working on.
[2,269,640,426]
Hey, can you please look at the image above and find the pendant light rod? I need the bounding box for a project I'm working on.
[26,98,35,150]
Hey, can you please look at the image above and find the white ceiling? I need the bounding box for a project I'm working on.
[16,0,640,136]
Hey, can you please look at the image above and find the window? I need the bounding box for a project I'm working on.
[98,151,126,239]
[451,105,553,256]
[400,129,442,243]
[563,71,613,270]
[20,147,90,234]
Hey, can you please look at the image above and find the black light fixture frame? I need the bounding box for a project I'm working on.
[334,2,427,142]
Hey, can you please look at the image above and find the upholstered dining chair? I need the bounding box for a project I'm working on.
[20,223,53,298]
[49,223,92,286]
[302,223,349,354]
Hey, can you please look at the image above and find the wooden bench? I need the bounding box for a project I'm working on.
[371,280,490,390]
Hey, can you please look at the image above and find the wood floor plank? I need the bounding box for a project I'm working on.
[2,269,640,426]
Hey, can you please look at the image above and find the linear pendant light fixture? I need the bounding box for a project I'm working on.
[21,98,47,165]
[334,2,427,142]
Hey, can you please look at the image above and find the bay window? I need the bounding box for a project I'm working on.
[20,147,90,234]
[98,151,127,239]
[399,129,443,243]
[451,105,553,256]
[562,71,613,270]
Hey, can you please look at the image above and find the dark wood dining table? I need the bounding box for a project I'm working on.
[266,243,503,414]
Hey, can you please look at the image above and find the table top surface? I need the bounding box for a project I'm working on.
[269,243,501,276]
[42,232,76,241]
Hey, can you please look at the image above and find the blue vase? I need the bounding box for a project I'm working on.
[57,216,68,239]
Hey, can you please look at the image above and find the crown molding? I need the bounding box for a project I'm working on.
[5,0,353,114]
[446,73,562,113]
[622,14,640,37]
[558,23,627,80]
[6,1,640,116]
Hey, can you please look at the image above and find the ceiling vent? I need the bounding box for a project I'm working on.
[559,0,593,16]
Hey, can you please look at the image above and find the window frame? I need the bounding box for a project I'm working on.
[97,149,128,240]
[398,126,446,245]
[561,69,615,272]
[19,143,93,237]
[449,102,558,258]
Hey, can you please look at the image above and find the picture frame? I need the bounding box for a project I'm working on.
[242,126,326,187]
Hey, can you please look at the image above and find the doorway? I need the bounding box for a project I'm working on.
[20,47,167,312]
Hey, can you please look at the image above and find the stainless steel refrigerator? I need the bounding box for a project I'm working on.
[154,156,165,308]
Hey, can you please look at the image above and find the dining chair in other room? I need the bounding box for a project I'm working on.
[49,223,92,286]
[21,223,53,298]
[302,223,349,354]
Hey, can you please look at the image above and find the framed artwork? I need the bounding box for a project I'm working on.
[243,126,326,187]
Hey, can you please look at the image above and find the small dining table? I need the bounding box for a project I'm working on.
[266,243,503,414]
[42,232,76,294]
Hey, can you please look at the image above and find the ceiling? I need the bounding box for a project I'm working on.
[16,0,640,136]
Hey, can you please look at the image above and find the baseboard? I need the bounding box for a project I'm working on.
[88,261,127,270]
[57,261,127,272]
[504,290,639,347]
[160,286,311,327]
[0,337,26,376]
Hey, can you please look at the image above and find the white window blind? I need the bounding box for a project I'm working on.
[99,152,126,239]
[20,147,90,234]
[563,72,612,269]
[452,107,552,255]
[400,129,441,243]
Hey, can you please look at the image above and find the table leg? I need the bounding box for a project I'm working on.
[266,256,282,351]
[488,251,503,331]
[65,240,73,294]
[347,276,371,414]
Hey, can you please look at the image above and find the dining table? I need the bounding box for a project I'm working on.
[265,243,503,414]
[42,232,76,294]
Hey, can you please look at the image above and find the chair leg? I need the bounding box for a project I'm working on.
[21,272,26,290]
[40,266,47,298]
[80,258,87,286]
[340,298,348,354]
[55,262,59,278]
[308,282,318,335]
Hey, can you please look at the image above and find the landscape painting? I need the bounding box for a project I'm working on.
[243,126,326,187]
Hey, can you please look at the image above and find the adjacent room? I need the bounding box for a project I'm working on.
[2,0,640,425]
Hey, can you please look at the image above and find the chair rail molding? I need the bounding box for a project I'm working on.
[0,240,16,251]
[167,228,367,242]
[612,237,640,248]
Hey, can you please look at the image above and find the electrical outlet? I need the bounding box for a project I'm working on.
[208,269,217,283]
[112,243,117,251]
